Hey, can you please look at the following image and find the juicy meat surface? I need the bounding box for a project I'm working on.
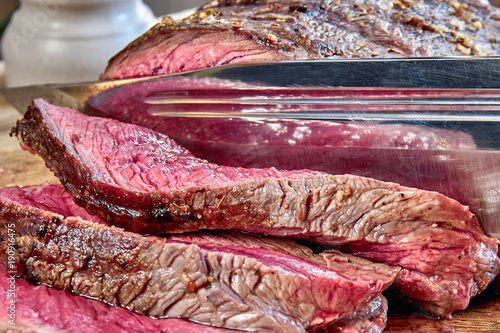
[0,183,396,333]
[101,0,500,79]
[11,99,500,318]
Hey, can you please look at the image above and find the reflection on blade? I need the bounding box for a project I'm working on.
[147,109,500,122]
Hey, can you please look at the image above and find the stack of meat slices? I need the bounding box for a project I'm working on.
[0,183,395,332]
[0,98,498,332]
[4,0,500,330]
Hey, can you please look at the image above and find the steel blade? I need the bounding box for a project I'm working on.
[4,56,500,115]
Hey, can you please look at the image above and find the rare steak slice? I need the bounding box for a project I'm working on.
[11,99,500,317]
[100,0,500,80]
[0,183,397,333]
[89,76,485,224]
[89,76,496,239]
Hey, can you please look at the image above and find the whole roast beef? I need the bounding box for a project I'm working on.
[101,0,500,80]
[11,99,500,318]
[0,183,396,333]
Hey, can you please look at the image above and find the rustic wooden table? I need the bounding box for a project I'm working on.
[1,90,499,332]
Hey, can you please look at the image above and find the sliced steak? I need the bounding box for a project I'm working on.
[11,99,500,317]
[0,264,232,333]
[101,0,500,80]
[89,77,496,238]
[0,183,396,333]
[89,76,484,217]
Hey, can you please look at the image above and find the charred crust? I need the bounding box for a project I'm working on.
[102,0,500,80]
[289,4,307,13]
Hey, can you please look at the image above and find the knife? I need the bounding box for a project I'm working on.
[2,57,500,238]
[4,56,500,117]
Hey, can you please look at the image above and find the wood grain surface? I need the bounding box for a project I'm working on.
[0,94,59,187]
[0,92,499,332]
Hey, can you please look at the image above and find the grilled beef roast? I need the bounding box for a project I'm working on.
[11,99,500,317]
[101,0,500,80]
[0,183,397,333]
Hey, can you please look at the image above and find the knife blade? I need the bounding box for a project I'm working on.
[4,56,500,115]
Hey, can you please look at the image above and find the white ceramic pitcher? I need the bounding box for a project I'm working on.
[1,0,157,87]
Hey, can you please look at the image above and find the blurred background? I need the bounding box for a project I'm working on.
[0,0,207,60]
[1,0,500,76]
[3,0,500,60]
[145,0,206,15]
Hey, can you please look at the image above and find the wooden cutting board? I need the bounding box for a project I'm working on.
[0,93,499,332]
[0,94,59,187]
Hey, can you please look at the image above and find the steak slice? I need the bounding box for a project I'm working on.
[101,0,500,80]
[0,264,233,333]
[11,99,500,317]
[89,76,484,223]
[0,183,397,333]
